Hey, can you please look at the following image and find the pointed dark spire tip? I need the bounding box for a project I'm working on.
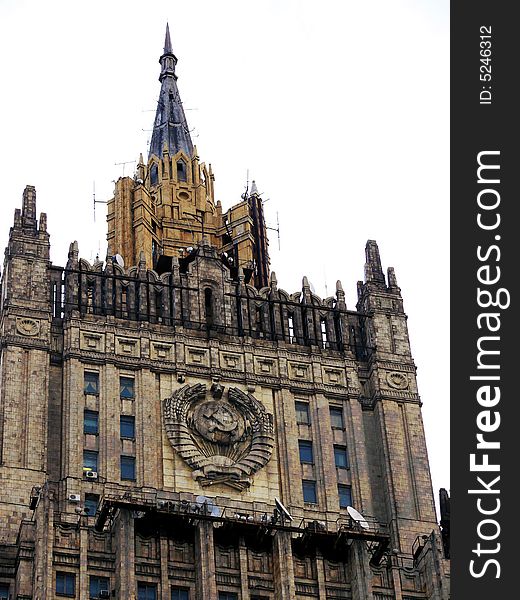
[164,22,173,54]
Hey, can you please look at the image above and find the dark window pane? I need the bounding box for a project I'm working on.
[120,376,134,398]
[138,583,157,600]
[150,163,159,186]
[0,584,9,600]
[84,409,99,434]
[120,415,135,439]
[56,572,75,596]
[177,160,187,182]
[330,407,344,429]
[299,440,313,464]
[295,401,310,424]
[89,575,109,598]
[302,480,317,504]
[84,371,99,394]
[334,445,349,469]
[83,450,98,472]
[171,588,189,600]
[218,594,238,600]
[338,485,352,508]
[121,455,136,480]
[84,494,99,517]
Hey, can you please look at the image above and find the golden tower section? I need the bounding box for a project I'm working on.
[106,145,269,286]
[107,144,219,270]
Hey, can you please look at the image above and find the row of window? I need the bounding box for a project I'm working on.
[83,451,136,480]
[54,573,265,600]
[302,481,352,508]
[84,411,135,438]
[296,401,344,429]
[298,440,349,469]
[149,158,188,187]
[84,372,135,398]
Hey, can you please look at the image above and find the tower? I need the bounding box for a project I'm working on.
[0,26,449,600]
[106,24,269,288]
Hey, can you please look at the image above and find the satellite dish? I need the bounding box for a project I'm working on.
[274,497,293,522]
[347,506,370,530]
[113,254,124,268]
[196,495,221,518]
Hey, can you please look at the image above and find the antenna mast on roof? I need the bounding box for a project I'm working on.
[241,169,250,200]
[115,160,136,177]
[93,181,108,223]
[266,211,281,251]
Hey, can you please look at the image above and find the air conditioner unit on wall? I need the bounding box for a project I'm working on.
[85,471,98,480]
[68,494,81,503]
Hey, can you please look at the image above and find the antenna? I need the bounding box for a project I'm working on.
[274,497,293,522]
[115,160,136,177]
[347,506,370,530]
[241,169,250,200]
[266,211,281,251]
[93,181,108,223]
[195,495,221,517]
[323,265,329,297]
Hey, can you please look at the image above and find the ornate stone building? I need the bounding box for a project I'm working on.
[0,26,450,600]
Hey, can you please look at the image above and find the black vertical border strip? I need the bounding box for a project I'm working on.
[452,2,518,597]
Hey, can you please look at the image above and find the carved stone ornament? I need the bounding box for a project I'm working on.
[16,317,40,337]
[163,384,274,490]
[386,371,409,390]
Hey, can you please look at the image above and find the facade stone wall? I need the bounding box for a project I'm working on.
[0,188,450,598]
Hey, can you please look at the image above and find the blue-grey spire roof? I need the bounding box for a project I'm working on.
[148,24,193,160]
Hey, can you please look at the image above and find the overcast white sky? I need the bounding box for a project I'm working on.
[0,1,449,512]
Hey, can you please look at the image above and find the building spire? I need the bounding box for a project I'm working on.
[164,22,172,54]
[148,23,193,160]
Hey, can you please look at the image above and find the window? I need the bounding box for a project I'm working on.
[121,288,128,314]
[320,318,328,347]
[177,159,187,181]
[84,494,99,517]
[155,291,163,321]
[120,376,135,398]
[334,445,349,469]
[288,313,295,342]
[138,583,157,600]
[84,410,99,435]
[56,572,75,596]
[121,455,136,480]
[89,575,109,598]
[83,450,98,473]
[84,371,99,395]
[120,415,135,439]
[204,288,213,327]
[218,593,238,600]
[171,588,190,600]
[150,162,159,186]
[330,406,344,429]
[255,306,263,336]
[295,401,310,425]
[338,484,352,508]
[302,480,317,504]
[299,440,314,464]
[87,283,95,313]
[0,584,9,600]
